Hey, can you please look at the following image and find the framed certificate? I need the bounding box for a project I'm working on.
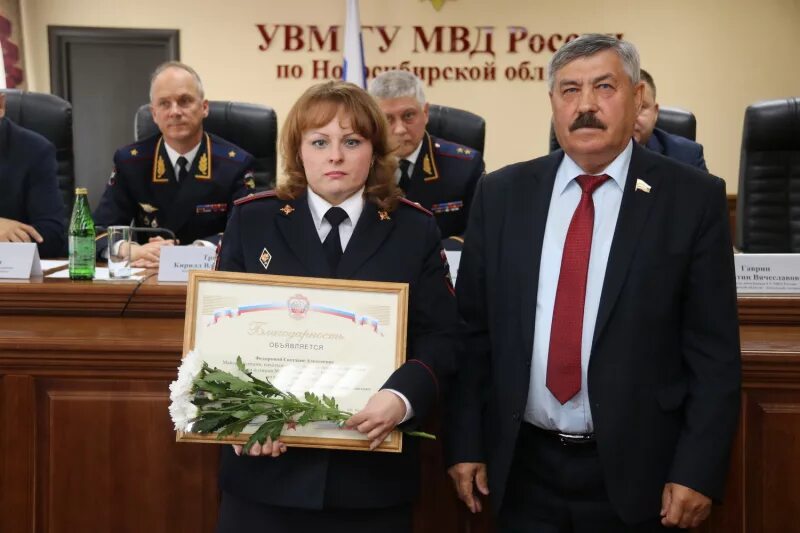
[178,270,408,452]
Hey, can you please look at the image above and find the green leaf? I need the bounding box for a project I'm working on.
[192,414,230,434]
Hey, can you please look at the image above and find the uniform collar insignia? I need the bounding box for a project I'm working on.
[280,204,295,216]
[422,132,439,182]
[194,133,212,180]
[378,210,391,221]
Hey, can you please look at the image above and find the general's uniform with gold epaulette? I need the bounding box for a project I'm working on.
[93,132,255,256]
[401,131,485,243]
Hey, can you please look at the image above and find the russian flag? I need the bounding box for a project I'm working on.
[342,0,366,88]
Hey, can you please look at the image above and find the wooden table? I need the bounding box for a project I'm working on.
[1,276,798,532]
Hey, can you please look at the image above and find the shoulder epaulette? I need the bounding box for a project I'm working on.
[116,139,154,162]
[234,190,277,206]
[398,197,433,216]
[434,138,479,161]
[210,134,250,163]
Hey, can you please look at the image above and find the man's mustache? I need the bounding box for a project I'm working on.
[569,112,607,131]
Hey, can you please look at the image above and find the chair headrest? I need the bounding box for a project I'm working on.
[426,104,486,154]
[741,97,800,151]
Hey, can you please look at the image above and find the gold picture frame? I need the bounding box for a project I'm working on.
[178,270,409,452]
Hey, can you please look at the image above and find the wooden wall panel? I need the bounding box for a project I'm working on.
[744,390,800,533]
[0,375,36,533]
[37,379,219,533]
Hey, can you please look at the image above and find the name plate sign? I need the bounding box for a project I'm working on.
[734,254,800,293]
[158,246,217,282]
[0,243,42,279]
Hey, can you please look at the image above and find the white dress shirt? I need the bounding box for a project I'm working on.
[306,186,414,423]
[394,139,424,184]
[163,141,201,182]
[525,140,633,433]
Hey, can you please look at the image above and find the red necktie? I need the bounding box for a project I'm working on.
[546,174,610,404]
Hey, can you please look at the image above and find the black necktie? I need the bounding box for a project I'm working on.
[176,156,190,184]
[323,207,349,272]
[398,159,412,192]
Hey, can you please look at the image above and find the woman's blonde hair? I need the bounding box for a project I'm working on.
[276,81,401,211]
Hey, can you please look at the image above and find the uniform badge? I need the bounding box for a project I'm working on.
[259,247,272,270]
[139,203,158,214]
[228,150,237,158]
[378,210,391,221]
[130,149,139,156]
[244,170,256,190]
[280,204,295,216]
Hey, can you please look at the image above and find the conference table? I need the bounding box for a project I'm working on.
[1,273,798,532]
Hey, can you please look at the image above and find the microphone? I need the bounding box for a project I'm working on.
[128,226,178,243]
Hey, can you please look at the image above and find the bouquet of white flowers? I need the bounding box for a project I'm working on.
[169,350,433,453]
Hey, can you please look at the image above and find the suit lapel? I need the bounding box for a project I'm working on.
[406,132,438,199]
[274,192,331,278]
[162,133,213,235]
[337,201,394,278]
[150,138,179,228]
[518,152,563,358]
[593,143,661,346]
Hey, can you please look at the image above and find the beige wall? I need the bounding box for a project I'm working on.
[20,0,800,192]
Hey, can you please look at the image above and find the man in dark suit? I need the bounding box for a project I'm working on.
[447,35,740,532]
[0,92,66,258]
[634,69,708,171]
[93,61,254,267]
[369,70,485,242]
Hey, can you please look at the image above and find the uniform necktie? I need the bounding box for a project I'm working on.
[176,156,190,184]
[322,207,349,272]
[546,174,610,404]
[398,159,412,192]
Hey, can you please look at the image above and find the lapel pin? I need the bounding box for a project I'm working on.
[259,248,272,270]
[378,210,391,221]
[280,204,295,216]
[635,178,652,193]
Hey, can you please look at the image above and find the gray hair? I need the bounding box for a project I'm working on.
[368,70,426,105]
[547,34,640,91]
[149,61,205,102]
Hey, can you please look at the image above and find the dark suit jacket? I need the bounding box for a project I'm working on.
[93,132,254,255]
[405,132,484,240]
[0,117,66,258]
[646,127,708,172]
[216,190,458,511]
[447,143,740,524]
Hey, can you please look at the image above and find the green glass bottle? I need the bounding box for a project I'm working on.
[68,187,96,280]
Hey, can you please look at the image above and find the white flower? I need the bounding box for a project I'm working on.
[168,350,204,431]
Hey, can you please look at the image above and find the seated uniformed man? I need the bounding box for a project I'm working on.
[94,61,255,268]
[368,71,485,243]
[633,69,709,171]
[0,91,66,258]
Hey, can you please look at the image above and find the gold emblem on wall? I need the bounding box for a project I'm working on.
[426,0,451,11]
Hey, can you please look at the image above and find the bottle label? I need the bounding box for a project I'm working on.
[69,236,96,279]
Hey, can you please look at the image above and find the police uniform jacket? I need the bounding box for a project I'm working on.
[216,189,458,511]
[93,132,254,255]
[0,117,66,258]
[404,132,484,240]
[645,127,708,172]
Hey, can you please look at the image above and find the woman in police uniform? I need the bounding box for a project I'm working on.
[215,81,458,533]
